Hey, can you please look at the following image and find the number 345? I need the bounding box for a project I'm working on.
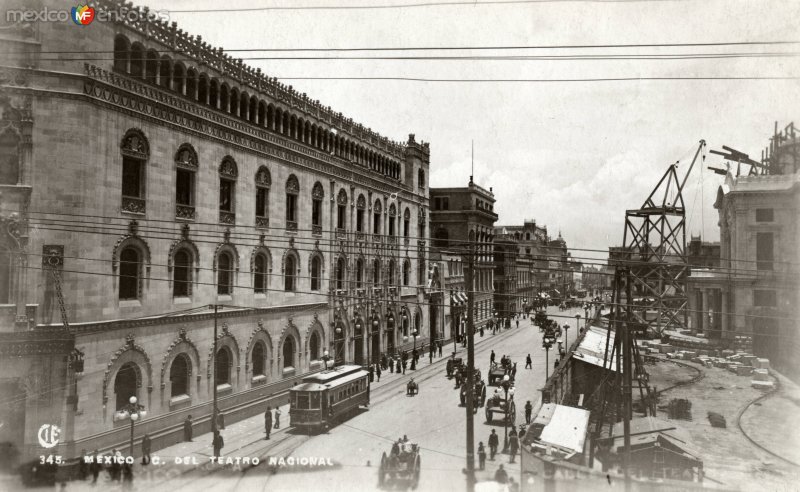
[39,455,63,464]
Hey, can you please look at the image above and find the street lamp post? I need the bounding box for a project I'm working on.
[542,331,556,380]
[500,375,513,452]
[563,324,570,353]
[122,395,146,456]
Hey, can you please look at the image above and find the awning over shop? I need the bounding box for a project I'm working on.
[572,325,618,372]
[450,292,468,305]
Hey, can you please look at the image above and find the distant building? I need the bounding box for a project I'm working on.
[430,177,498,337]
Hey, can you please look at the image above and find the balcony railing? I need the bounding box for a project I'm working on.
[336,228,347,239]
[356,231,365,242]
[175,204,195,220]
[121,196,146,215]
[387,236,397,245]
[287,221,298,232]
[312,224,322,236]
[219,210,235,225]
[256,216,269,228]
[373,234,382,243]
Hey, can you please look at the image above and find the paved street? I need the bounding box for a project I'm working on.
[59,306,584,492]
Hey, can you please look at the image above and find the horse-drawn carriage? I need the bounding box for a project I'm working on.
[446,355,463,378]
[460,377,487,408]
[379,441,421,489]
[485,391,516,424]
[406,378,419,396]
[488,360,514,386]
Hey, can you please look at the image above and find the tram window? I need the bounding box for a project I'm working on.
[310,393,320,409]
[296,394,309,410]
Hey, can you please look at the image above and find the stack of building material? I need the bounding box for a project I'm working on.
[752,369,770,381]
[754,358,771,370]
[658,344,674,354]
[751,380,775,390]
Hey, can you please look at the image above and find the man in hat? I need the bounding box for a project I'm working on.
[488,429,499,460]
[264,405,272,439]
[477,442,487,470]
[183,415,193,442]
[212,430,224,457]
[525,400,533,424]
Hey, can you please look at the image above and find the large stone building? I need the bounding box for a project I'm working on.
[494,220,550,293]
[430,178,497,334]
[689,123,799,376]
[0,0,431,461]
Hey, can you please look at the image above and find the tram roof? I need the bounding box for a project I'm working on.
[300,364,368,384]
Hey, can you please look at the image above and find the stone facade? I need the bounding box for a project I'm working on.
[0,0,431,460]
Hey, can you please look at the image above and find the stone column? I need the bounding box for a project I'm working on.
[700,289,708,334]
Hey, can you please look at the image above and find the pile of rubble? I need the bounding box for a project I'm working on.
[641,341,773,390]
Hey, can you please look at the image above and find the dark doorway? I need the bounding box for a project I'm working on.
[114,362,139,411]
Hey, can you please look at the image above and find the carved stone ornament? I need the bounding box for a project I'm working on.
[357,194,366,209]
[337,189,348,205]
[312,182,324,200]
[286,175,299,194]
[374,200,382,214]
[175,144,198,169]
[219,157,238,178]
[120,129,149,159]
[256,166,272,187]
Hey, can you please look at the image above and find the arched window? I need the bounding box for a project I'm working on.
[286,175,299,229]
[254,253,268,294]
[403,260,411,286]
[159,56,172,89]
[309,331,320,361]
[172,63,185,95]
[388,259,396,285]
[175,144,197,220]
[310,255,321,291]
[373,200,382,235]
[209,79,219,108]
[198,74,209,104]
[173,249,192,297]
[130,43,144,78]
[119,247,141,300]
[356,194,366,233]
[215,347,231,386]
[255,166,271,228]
[337,189,348,230]
[219,158,238,224]
[336,257,346,290]
[418,168,425,188]
[284,254,297,291]
[283,337,295,369]
[170,354,190,398]
[388,204,396,237]
[217,251,233,295]
[113,35,129,73]
[252,342,265,376]
[311,182,324,232]
[356,258,364,288]
[0,130,20,185]
[185,68,197,100]
[418,209,426,239]
[373,259,381,285]
[114,362,138,411]
[121,129,149,215]
[403,208,410,238]
[145,49,158,84]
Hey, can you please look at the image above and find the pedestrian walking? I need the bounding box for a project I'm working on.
[525,354,532,369]
[488,430,499,460]
[396,359,402,373]
[438,341,443,357]
[78,449,88,480]
[90,450,101,484]
[183,415,193,442]
[390,356,395,373]
[376,363,382,382]
[212,430,224,457]
[274,407,281,429]
[494,464,508,484]
[402,359,407,374]
[412,348,418,364]
[109,449,121,482]
[490,350,495,366]
[509,432,519,463]
[478,442,487,470]
[525,400,533,424]
[516,319,519,329]
[121,460,133,488]
[264,406,272,439]
[141,434,151,465]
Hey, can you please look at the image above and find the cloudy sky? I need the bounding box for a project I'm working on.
[147,0,799,261]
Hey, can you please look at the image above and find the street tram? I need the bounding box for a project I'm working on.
[289,364,370,430]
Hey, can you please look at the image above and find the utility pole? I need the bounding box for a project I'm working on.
[464,242,476,492]
[622,271,633,491]
[211,304,219,458]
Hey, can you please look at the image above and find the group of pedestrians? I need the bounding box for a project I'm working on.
[370,341,446,381]
[77,449,133,486]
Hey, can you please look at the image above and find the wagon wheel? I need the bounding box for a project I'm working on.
[412,454,421,489]
[480,385,487,407]
[485,405,492,423]
[379,452,387,486]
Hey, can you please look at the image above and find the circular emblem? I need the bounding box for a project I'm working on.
[38,424,61,449]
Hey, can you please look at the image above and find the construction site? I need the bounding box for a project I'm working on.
[520,123,800,491]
